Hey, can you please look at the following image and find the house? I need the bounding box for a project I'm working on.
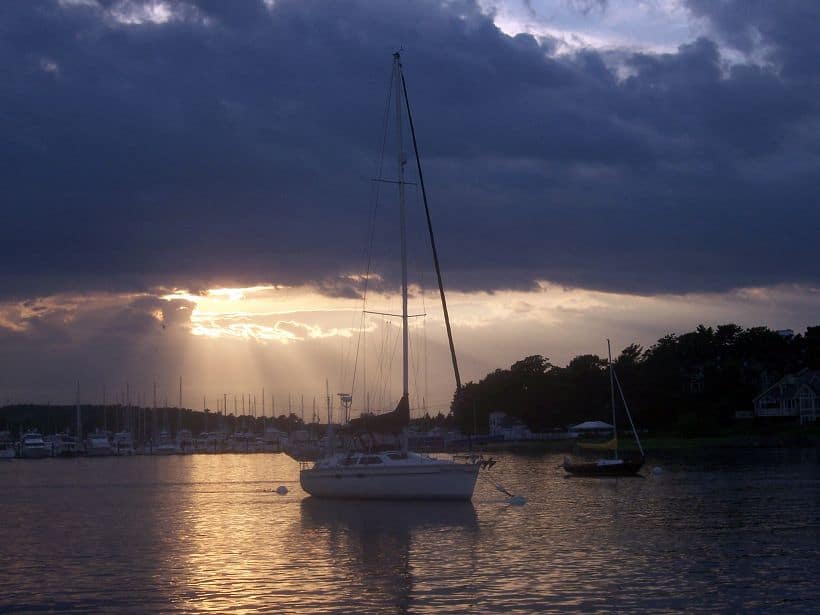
[753,369,820,425]
[488,411,533,440]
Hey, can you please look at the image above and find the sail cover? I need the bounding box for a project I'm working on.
[578,437,618,450]
[349,395,410,434]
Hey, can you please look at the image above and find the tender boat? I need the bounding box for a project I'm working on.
[300,53,482,501]
[563,340,645,477]
[20,432,50,458]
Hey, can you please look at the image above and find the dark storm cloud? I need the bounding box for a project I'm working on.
[0,0,818,300]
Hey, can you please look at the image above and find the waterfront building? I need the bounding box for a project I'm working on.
[489,411,533,440]
[753,368,820,424]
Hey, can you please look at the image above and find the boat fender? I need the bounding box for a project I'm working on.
[652,466,663,475]
[275,485,288,495]
[508,495,527,506]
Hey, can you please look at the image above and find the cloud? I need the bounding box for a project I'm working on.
[0,0,817,304]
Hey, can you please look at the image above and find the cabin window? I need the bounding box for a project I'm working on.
[359,456,383,465]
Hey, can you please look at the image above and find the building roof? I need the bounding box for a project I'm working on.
[754,369,820,402]
[569,421,614,431]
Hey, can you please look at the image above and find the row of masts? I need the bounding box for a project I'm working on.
[67,377,363,440]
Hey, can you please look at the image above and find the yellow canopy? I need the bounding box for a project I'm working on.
[578,437,618,451]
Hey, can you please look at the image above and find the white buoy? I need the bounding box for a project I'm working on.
[652,466,663,475]
[508,495,527,506]
[275,485,288,495]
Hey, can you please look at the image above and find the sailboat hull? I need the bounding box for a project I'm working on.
[300,463,479,500]
[563,458,644,477]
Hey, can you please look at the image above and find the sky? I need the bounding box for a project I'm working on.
[1,0,818,414]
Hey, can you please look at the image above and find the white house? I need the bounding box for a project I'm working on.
[488,411,534,440]
[753,369,820,425]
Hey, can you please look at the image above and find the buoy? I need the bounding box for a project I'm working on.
[275,485,288,495]
[508,495,527,506]
[652,466,663,475]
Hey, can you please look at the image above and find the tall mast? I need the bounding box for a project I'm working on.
[400,56,461,390]
[153,380,157,440]
[178,376,182,435]
[607,339,617,460]
[394,52,409,405]
[75,380,82,441]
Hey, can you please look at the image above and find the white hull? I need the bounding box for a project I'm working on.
[300,462,479,500]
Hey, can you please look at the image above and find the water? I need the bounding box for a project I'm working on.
[2,449,818,613]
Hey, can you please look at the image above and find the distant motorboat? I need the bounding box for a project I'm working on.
[176,429,194,454]
[260,427,285,453]
[112,431,135,456]
[20,432,50,459]
[284,429,323,461]
[229,432,260,453]
[195,431,225,453]
[86,431,114,457]
[153,431,180,455]
[47,432,81,457]
[1,432,17,459]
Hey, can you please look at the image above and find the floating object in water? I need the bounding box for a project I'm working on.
[493,483,525,505]
[652,466,663,475]
[275,485,288,495]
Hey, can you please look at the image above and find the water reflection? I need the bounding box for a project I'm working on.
[1,450,817,613]
[300,499,478,613]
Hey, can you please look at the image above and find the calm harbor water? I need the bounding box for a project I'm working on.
[2,449,818,613]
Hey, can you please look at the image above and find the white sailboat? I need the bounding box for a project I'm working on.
[300,53,480,500]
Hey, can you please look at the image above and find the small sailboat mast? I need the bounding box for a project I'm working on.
[607,339,617,460]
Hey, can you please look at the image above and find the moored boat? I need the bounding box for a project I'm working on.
[563,340,645,477]
[20,432,50,458]
[301,450,479,500]
[153,430,180,455]
[47,432,81,457]
[176,428,194,454]
[1,431,17,459]
[300,53,483,501]
[86,431,114,456]
[112,431,135,456]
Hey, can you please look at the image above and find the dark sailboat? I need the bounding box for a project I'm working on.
[562,340,645,477]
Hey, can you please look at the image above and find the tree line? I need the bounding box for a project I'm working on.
[450,324,820,436]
